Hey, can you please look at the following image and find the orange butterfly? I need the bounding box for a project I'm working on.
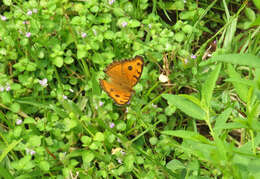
[100,56,144,105]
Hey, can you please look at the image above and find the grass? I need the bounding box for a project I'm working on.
[0,0,260,178]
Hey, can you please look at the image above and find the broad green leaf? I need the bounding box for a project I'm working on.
[225,78,254,87]
[0,139,22,162]
[226,64,249,102]
[201,63,222,107]
[28,135,41,147]
[162,130,211,144]
[165,1,184,10]
[199,54,260,68]
[3,0,12,6]
[214,108,232,137]
[217,122,248,130]
[162,94,206,120]
[94,132,104,142]
[62,100,82,116]
[124,154,135,172]
[253,0,260,9]
[10,102,20,113]
[166,159,185,172]
[245,8,256,22]
[82,150,95,164]
[0,164,13,179]
[180,94,202,107]
[53,57,63,68]
[39,161,50,171]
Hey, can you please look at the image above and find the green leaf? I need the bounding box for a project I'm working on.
[113,8,125,17]
[104,31,114,39]
[53,57,63,68]
[91,69,100,96]
[94,132,104,142]
[0,164,13,179]
[162,130,211,144]
[166,159,185,172]
[213,108,232,137]
[77,45,87,59]
[253,0,260,9]
[201,63,222,107]
[174,32,185,42]
[245,8,256,22]
[14,126,22,137]
[129,20,140,28]
[3,0,12,6]
[226,64,249,102]
[0,139,22,162]
[10,103,20,113]
[124,154,134,172]
[165,1,184,10]
[24,117,35,124]
[82,150,95,164]
[251,16,260,27]
[39,161,50,171]
[1,92,12,104]
[162,94,206,120]
[26,62,37,71]
[28,135,41,147]
[199,54,260,68]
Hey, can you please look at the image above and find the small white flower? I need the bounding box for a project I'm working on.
[99,101,104,107]
[148,24,152,29]
[1,15,7,21]
[39,78,48,87]
[26,148,36,155]
[23,21,29,25]
[159,74,168,83]
[183,0,187,3]
[109,122,115,128]
[63,95,68,100]
[81,32,87,38]
[108,0,115,5]
[92,29,97,36]
[191,55,196,59]
[27,10,33,16]
[33,9,38,13]
[121,21,128,28]
[26,32,31,38]
[152,103,158,108]
[69,89,74,92]
[5,84,11,91]
[30,150,36,155]
[184,58,188,64]
[16,119,23,125]
[117,158,122,164]
[0,86,4,92]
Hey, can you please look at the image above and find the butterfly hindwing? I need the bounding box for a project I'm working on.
[100,79,132,105]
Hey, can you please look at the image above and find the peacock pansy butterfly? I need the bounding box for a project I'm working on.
[100,56,144,105]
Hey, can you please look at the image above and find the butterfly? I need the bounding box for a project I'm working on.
[100,56,144,105]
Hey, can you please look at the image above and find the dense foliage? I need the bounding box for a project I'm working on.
[0,0,260,178]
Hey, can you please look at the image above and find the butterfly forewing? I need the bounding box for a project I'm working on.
[121,56,144,87]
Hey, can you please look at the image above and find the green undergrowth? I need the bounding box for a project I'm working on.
[0,0,260,178]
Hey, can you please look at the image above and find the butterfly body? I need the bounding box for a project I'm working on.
[100,56,144,105]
